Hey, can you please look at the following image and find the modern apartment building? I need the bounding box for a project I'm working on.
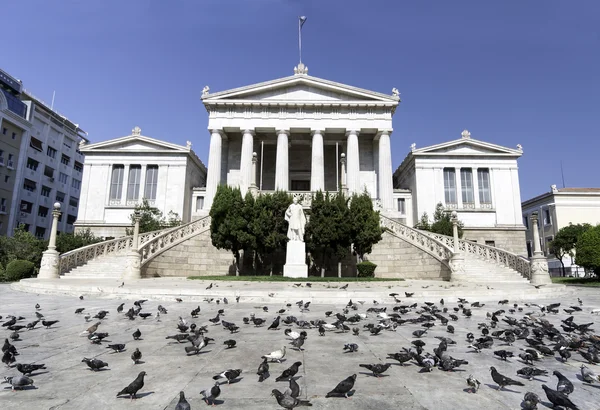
[0,67,87,240]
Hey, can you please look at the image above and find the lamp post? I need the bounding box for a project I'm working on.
[449,210,465,281]
[529,212,551,285]
[340,153,348,197]
[124,211,142,280]
[249,152,258,197]
[38,202,62,279]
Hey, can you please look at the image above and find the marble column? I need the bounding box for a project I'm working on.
[38,202,61,279]
[275,130,289,191]
[530,211,551,285]
[310,129,324,192]
[240,129,255,196]
[204,129,224,210]
[346,130,360,194]
[378,130,394,211]
[449,210,466,281]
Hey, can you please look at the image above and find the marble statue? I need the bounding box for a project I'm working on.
[285,197,306,241]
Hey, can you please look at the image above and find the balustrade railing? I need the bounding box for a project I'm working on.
[58,228,171,274]
[379,215,453,262]
[139,216,212,266]
[425,232,531,279]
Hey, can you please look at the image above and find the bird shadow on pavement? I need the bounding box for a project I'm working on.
[134,361,146,365]
[484,384,521,394]
[358,372,390,378]
[326,390,355,398]
[27,371,50,377]
[116,391,155,399]
[462,388,477,394]
[208,399,224,405]
[3,386,38,391]
[221,377,244,385]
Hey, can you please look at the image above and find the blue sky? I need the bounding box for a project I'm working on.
[3,1,598,200]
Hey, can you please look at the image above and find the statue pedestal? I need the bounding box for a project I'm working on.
[283,241,308,278]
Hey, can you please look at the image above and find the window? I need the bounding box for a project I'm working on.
[35,226,46,239]
[46,146,57,159]
[69,196,78,207]
[543,209,552,225]
[523,216,529,229]
[0,198,6,213]
[196,196,204,211]
[27,158,39,171]
[41,186,51,197]
[74,161,83,172]
[63,138,72,149]
[109,165,124,200]
[0,149,3,164]
[460,168,474,204]
[61,154,71,166]
[397,198,406,214]
[544,236,554,256]
[20,200,33,213]
[477,169,491,204]
[59,172,68,184]
[290,180,310,191]
[144,165,159,200]
[11,132,16,140]
[2,128,6,135]
[44,166,55,178]
[71,178,81,190]
[23,179,36,192]
[443,168,457,204]
[56,191,65,202]
[67,214,77,225]
[22,224,30,232]
[127,165,141,200]
[30,137,43,152]
[485,240,496,247]
[3,175,8,183]
[7,153,13,168]
[38,206,49,218]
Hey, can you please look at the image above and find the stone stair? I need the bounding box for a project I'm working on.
[62,254,129,279]
[457,258,529,283]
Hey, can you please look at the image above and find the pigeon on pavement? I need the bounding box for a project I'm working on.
[131,348,142,364]
[82,358,108,371]
[175,391,191,410]
[116,371,146,400]
[200,382,221,405]
[359,363,391,378]
[271,389,312,409]
[262,346,286,363]
[490,366,524,390]
[213,369,242,384]
[257,357,270,382]
[325,374,356,398]
[553,370,574,395]
[16,363,46,375]
[2,375,34,391]
[541,384,579,410]
[275,361,302,381]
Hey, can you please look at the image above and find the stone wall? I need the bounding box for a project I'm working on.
[462,227,526,256]
[368,232,451,280]
[142,230,234,277]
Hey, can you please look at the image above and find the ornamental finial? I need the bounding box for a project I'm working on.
[132,126,142,136]
[202,86,210,96]
[461,129,471,139]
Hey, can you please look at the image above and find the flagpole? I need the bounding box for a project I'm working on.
[298,18,302,64]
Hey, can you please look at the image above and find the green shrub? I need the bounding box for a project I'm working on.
[357,261,377,278]
[4,260,36,281]
[0,263,5,282]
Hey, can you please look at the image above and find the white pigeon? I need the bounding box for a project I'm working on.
[581,364,600,383]
[377,312,390,320]
[178,316,187,326]
[84,313,91,322]
[262,346,286,363]
[358,313,367,320]
[285,329,301,340]
[591,309,600,315]
[322,324,337,331]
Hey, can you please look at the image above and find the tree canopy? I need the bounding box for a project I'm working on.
[549,223,592,276]
[575,225,600,276]
[416,202,464,238]
[349,191,384,261]
[126,199,181,235]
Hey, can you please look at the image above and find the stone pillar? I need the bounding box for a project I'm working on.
[204,129,224,210]
[346,130,360,194]
[38,202,61,279]
[449,210,465,280]
[240,129,255,196]
[249,152,258,197]
[275,129,289,191]
[378,130,394,211]
[124,211,142,280]
[529,212,551,285]
[310,129,324,192]
[340,153,348,197]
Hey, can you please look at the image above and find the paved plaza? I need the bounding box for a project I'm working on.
[1,281,599,409]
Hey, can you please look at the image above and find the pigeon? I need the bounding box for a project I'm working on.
[517,366,548,380]
[522,392,540,410]
[35,312,44,319]
[494,350,514,361]
[553,370,574,395]
[166,334,189,343]
[82,357,108,371]
[275,361,302,381]
[2,375,34,391]
[263,346,286,363]
[466,374,480,393]
[200,382,221,405]
[580,364,599,384]
[359,363,391,378]
[257,357,269,382]
[139,312,152,319]
[213,369,242,384]
[271,389,312,409]
[268,316,281,330]
[82,322,101,336]
[174,391,191,410]
[131,348,142,364]
[42,320,59,328]
[94,311,108,320]
[2,350,16,366]
[117,303,124,313]
[117,371,146,400]
[223,339,236,349]
[339,284,348,290]
[84,313,91,322]
[106,343,126,353]
[387,352,411,365]
[291,335,306,351]
[326,374,356,398]
[132,329,141,340]
[541,384,579,410]
[344,343,359,353]
[26,320,39,330]
[75,308,85,314]
[16,363,46,375]
[490,366,524,390]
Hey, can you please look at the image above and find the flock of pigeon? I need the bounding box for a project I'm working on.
[2,285,600,409]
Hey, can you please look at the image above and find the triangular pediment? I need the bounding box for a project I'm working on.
[203,75,400,104]
[413,138,522,157]
[82,133,189,153]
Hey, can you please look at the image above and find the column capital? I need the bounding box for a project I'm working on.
[345,129,360,137]
[242,129,255,136]
[210,129,226,139]
[311,129,324,136]
[376,129,393,138]
[277,129,290,136]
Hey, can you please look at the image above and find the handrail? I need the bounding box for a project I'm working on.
[58,228,173,275]
[425,231,531,279]
[379,215,454,263]
[139,216,212,266]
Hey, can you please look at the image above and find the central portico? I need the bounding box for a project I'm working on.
[200,64,401,212]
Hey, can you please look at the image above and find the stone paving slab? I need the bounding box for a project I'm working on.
[0,283,598,410]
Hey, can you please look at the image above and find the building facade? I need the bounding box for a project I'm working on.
[522,185,600,275]
[393,130,527,254]
[75,127,206,238]
[0,68,87,239]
